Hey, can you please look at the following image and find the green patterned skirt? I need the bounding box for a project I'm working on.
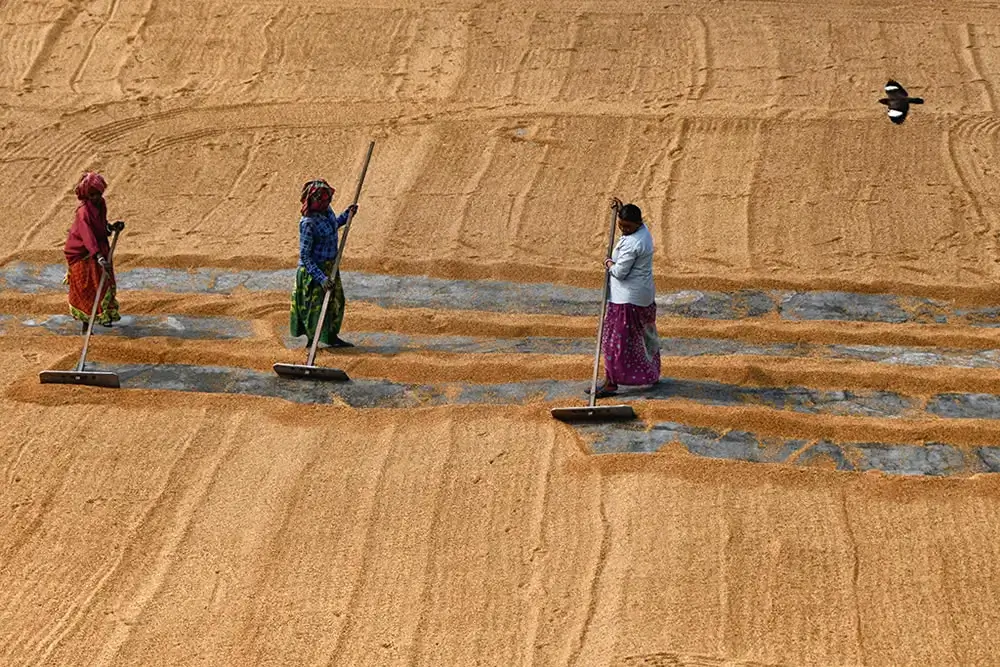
[66,255,121,326]
[290,262,345,346]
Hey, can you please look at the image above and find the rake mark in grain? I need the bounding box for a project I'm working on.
[405,421,458,667]
[90,413,242,667]
[566,474,611,666]
[686,15,710,101]
[839,490,866,666]
[4,438,32,488]
[437,10,469,100]
[129,0,156,53]
[381,10,412,101]
[191,132,260,235]
[943,122,987,226]
[657,118,689,267]
[110,0,157,91]
[393,13,422,100]
[325,429,398,666]
[626,16,646,98]
[943,119,997,276]
[9,130,95,255]
[637,124,667,197]
[555,14,584,103]
[375,129,438,263]
[506,134,549,259]
[607,117,637,202]
[519,424,557,667]
[0,439,69,602]
[6,411,168,662]
[761,18,781,110]
[452,131,500,255]
[244,7,286,96]
[743,121,766,270]
[507,22,532,104]
[8,121,92,181]
[139,127,224,156]
[32,562,119,665]
[963,23,998,112]
[618,651,784,666]
[231,430,324,662]
[20,0,86,89]
[82,106,191,144]
[69,0,123,94]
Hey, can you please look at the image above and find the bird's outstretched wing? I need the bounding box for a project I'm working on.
[885,79,907,98]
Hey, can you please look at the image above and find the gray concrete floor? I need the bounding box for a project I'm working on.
[6,262,1000,325]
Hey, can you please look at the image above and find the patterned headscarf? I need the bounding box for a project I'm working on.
[300,179,334,215]
[75,172,107,200]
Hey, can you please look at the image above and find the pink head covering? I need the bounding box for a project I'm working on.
[300,179,333,215]
[75,172,107,200]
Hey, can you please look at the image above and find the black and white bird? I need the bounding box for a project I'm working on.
[878,80,923,124]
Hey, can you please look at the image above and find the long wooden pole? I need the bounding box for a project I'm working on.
[588,202,620,406]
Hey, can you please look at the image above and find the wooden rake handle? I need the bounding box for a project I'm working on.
[588,201,620,406]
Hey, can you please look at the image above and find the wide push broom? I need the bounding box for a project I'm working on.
[39,227,123,388]
[273,140,375,382]
[551,202,636,423]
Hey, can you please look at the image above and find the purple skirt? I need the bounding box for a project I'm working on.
[601,302,661,386]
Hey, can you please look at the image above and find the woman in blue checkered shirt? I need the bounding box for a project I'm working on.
[289,179,358,348]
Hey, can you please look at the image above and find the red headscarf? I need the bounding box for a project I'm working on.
[75,172,107,200]
[300,179,333,215]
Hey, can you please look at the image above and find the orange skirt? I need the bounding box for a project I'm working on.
[66,256,120,325]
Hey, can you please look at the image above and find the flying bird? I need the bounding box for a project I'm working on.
[879,80,923,124]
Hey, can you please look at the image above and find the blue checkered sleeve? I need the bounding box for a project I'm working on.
[299,218,333,284]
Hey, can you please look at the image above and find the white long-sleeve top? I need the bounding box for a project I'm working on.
[608,224,655,306]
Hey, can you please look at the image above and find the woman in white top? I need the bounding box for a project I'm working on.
[592,199,661,398]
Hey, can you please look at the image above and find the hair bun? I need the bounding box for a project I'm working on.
[619,203,642,223]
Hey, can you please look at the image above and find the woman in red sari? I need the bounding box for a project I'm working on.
[64,172,124,331]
